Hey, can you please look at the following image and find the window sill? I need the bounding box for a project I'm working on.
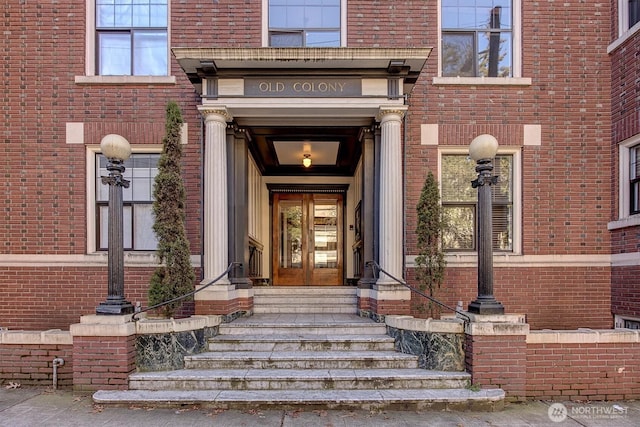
[432,76,532,86]
[608,215,640,231]
[75,75,177,85]
[608,22,640,54]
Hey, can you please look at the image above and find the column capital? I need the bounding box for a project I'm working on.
[198,106,233,123]
[377,106,407,122]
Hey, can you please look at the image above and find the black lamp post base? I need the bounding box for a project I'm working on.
[96,301,135,315]
[468,298,505,315]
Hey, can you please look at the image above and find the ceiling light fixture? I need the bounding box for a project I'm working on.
[302,153,312,168]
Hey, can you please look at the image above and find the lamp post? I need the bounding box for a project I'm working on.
[467,134,505,315]
[96,134,134,315]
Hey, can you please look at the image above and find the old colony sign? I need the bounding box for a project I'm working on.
[244,77,361,97]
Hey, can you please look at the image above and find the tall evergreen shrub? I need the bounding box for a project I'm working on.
[414,171,446,316]
[147,101,195,318]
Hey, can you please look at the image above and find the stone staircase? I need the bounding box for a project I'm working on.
[93,314,504,411]
[253,286,358,314]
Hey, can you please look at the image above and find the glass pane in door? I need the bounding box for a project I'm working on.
[313,201,337,268]
[279,200,303,268]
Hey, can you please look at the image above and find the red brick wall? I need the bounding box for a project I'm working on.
[370,298,411,316]
[611,265,640,319]
[610,35,640,144]
[527,342,640,400]
[609,27,640,319]
[465,334,527,401]
[399,1,613,329]
[0,344,73,388]
[0,267,155,330]
[403,1,612,254]
[409,267,612,330]
[358,296,372,312]
[195,297,253,317]
[72,335,136,392]
[4,1,621,331]
[348,1,431,47]
[3,2,204,255]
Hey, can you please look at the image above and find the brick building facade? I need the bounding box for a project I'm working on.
[2,1,639,332]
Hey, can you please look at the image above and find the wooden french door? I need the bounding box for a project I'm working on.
[272,193,343,286]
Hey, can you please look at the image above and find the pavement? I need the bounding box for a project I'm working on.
[1,387,639,427]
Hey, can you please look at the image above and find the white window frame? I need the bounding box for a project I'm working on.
[261,0,347,47]
[609,0,640,52]
[434,0,531,86]
[76,0,175,85]
[619,0,640,37]
[86,144,162,254]
[609,135,640,230]
[438,146,522,255]
[614,314,640,329]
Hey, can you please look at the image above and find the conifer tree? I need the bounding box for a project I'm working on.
[148,101,195,317]
[415,171,446,316]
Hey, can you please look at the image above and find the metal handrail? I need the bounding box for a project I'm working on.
[366,260,470,323]
[131,262,240,321]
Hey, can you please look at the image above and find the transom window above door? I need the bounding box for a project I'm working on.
[268,0,341,47]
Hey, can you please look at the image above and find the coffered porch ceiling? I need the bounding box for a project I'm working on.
[173,48,432,176]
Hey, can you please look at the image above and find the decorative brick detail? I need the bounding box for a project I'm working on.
[465,334,527,401]
[0,344,73,388]
[72,335,136,392]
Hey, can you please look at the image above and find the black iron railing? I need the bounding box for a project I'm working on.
[131,262,240,321]
[366,260,470,323]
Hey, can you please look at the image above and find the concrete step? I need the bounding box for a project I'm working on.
[253,305,358,314]
[252,287,357,296]
[184,350,419,370]
[209,334,396,352]
[93,314,504,411]
[128,369,470,391]
[219,321,387,336]
[252,287,358,314]
[253,296,357,305]
[93,388,505,411]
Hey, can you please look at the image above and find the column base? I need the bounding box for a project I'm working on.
[96,300,134,315]
[468,298,505,315]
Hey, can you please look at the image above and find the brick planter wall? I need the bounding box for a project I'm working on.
[0,341,73,388]
[526,331,640,400]
[71,335,136,392]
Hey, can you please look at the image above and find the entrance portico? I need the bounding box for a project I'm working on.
[173,48,431,318]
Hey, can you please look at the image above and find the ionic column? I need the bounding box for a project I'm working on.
[377,107,406,285]
[199,107,232,285]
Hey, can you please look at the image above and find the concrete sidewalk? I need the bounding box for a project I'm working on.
[1,388,638,427]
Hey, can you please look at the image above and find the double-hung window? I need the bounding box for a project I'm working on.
[631,145,640,215]
[96,153,160,250]
[96,0,168,76]
[625,0,640,31]
[268,0,341,47]
[441,0,513,77]
[611,138,640,227]
[441,153,514,251]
